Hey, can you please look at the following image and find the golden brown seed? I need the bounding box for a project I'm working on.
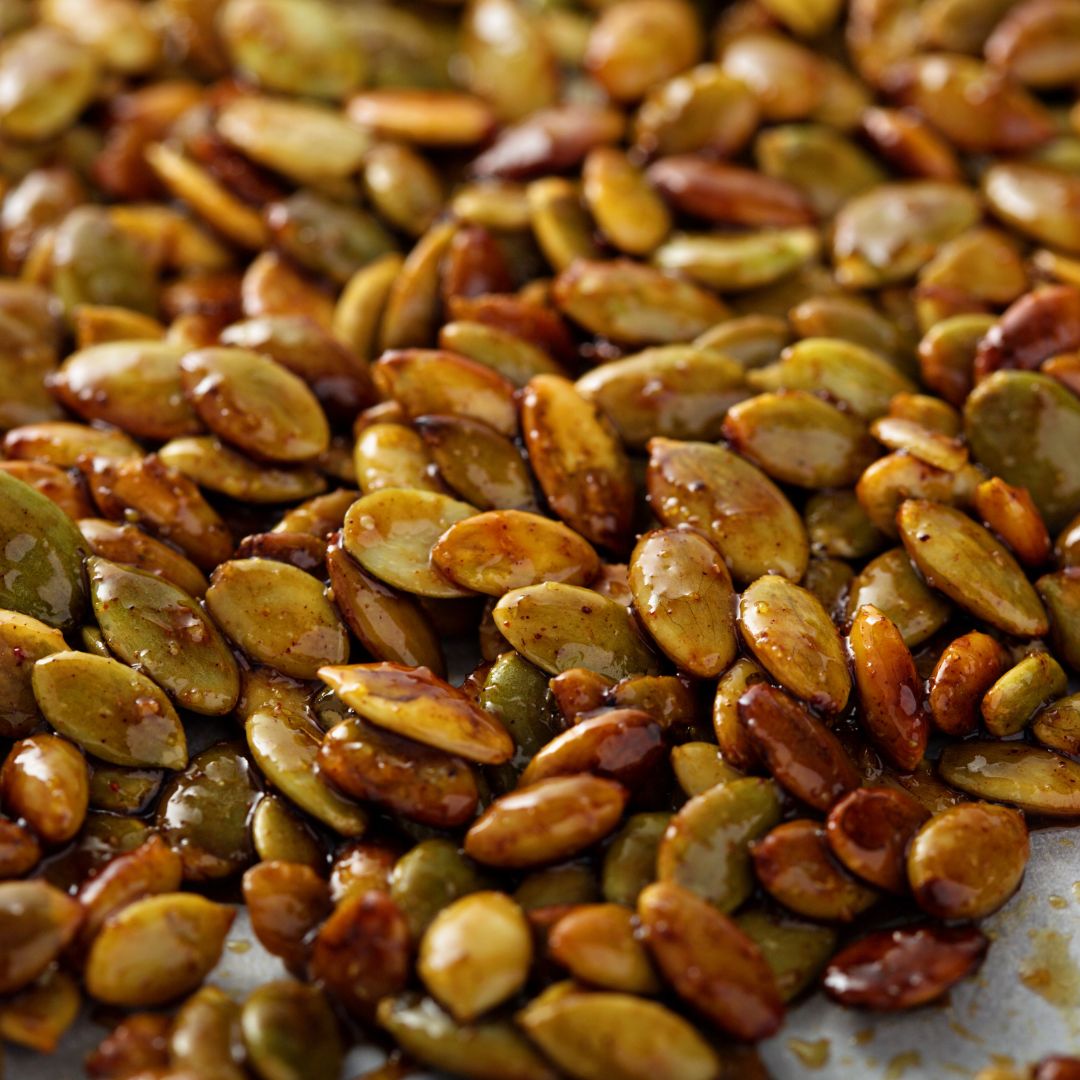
[319,663,514,766]
[242,861,330,971]
[464,775,628,868]
[520,374,634,552]
[751,820,878,923]
[432,510,599,596]
[84,893,234,1007]
[638,880,784,1041]
[309,890,411,1019]
[547,904,659,994]
[740,682,860,812]
[0,734,88,846]
[848,605,929,772]
[826,787,930,894]
[517,708,663,789]
[907,803,1029,920]
[419,892,532,1022]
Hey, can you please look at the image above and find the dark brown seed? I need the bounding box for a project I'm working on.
[739,682,860,812]
[822,925,988,1010]
[826,787,930,894]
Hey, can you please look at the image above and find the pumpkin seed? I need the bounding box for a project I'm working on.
[84,892,233,1006]
[464,774,628,868]
[0,609,66,739]
[907,802,1029,920]
[419,892,531,1022]
[243,684,369,837]
[156,744,258,881]
[628,527,737,678]
[493,582,661,681]
[240,980,344,1080]
[379,993,558,1080]
[1,733,88,845]
[751,819,878,922]
[521,374,635,551]
[647,438,808,583]
[170,985,245,1080]
[548,904,659,994]
[638,881,784,1041]
[0,469,87,629]
[981,652,1068,737]
[433,510,600,596]
[88,557,239,716]
[735,908,837,1003]
[206,557,347,679]
[31,651,187,769]
[657,776,781,911]
[518,982,720,1080]
[343,488,478,599]
[938,741,1080,816]
[739,574,851,713]
[576,345,747,449]
[897,500,1049,637]
[0,880,82,995]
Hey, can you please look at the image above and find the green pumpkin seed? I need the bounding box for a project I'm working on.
[654,228,820,292]
[0,470,87,629]
[647,438,808,583]
[965,371,1080,532]
[518,983,720,1080]
[739,574,851,713]
[845,547,952,647]
[170,985,246,1080]
[240,980,344,1080]
[897,500,1049,637]
[31,651,187,769]
[1032,693,1080,756]
[0,610,66,739]
[735,907,838,1002]
[156,744,259,881]
[206,558,348,680]
[379,993,558,1080]
[750,337,915,420]
[87,764,162,815]
[657,777,782,911]
[601,812,671,907]
[88,557,240,716]
[1038,570,1080,671]
[479,652,563,766]
[628,527,737,679]
[390,839,491,939]
[221,0,364,99]
[343,488,478,598]
[939,741,1080,816]
[981,653,1068,737]
[158,437,327,504]
[493,582,661,681]
[244,692,369,838]
[575,346,748,449]
[250,794,324,871]
[553,258,729,345]
[723,390,878,489]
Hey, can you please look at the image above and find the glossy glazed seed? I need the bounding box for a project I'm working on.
[849,605,929,771]
[823,925,988,1010]
[740,683,861,812]
[751,820,878,923]
[826,787,930,894]
[907,803,1029,920]
[419,892,532,1022]
[638,881,784,1041]
[1,734,88,846]
[464,775,628,869]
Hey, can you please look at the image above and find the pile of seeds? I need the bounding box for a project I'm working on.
[1,0,1080,1077]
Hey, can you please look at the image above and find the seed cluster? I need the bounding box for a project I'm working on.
[0,1,1079,1079]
